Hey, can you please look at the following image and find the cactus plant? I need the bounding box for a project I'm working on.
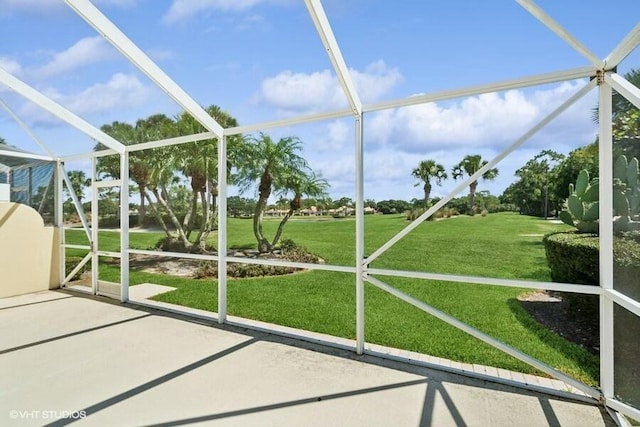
[559,154,640,233]
[559,169,599,232]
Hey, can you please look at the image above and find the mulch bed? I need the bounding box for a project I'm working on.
[518,290,599,355]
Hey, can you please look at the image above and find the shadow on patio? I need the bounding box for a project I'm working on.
[0,290,614,426]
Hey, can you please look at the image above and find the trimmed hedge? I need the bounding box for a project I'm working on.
[543,232,599,286]
[543,231,640,298]
[543,231,640,319]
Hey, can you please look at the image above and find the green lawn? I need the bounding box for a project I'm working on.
[65,212,598,385]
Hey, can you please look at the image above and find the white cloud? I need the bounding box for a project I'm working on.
[33,37,115,79]
[303,80,598,201]
[66,73,153,115]
[326,120,350,150]
[0,56,21,75]
[258,60,403,113]
[20,73,153,124]
[260,69,345,112]
[0,57,22,94]
[366,80,596,152]
[163,0,263,24]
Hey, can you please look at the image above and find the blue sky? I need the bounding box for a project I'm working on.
[1,0,639,202]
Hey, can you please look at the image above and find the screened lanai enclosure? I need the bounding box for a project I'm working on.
[1,0,640,423]
[0,145,56,224]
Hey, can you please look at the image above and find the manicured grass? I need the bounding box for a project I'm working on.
[66,212,598,385]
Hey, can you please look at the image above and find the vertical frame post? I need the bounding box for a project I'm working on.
[91,156,98,295]
[218,135,228,323]
[56,161,65,286]
[355,114,365,354]
[120,151,129,302]
[598,73,615,398]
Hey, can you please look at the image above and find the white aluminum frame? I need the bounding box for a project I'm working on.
[0,98,56,158]
[599,75,616,401]
[0,67,125,154]
[516,0,603,68]
[0,0,637,420]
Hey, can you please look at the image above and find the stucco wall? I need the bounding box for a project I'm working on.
[0,202,60,298]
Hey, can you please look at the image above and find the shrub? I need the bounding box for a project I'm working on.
[543,231,640,316]
[543,232,599,285]
[194,239,321,279]
[405,207,459,222]
[406,208,426,221]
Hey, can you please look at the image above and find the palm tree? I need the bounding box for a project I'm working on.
[98,118,169,227]
[236,133,325,253]
[271,170,328,246]
[452,154,498,215]
[173,105,241,251]
[411,159,447,207]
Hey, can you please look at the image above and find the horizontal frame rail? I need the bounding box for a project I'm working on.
[363,66,595,113]
[368,268,602,295]
[64,244,91,250]
[97,251,121,258]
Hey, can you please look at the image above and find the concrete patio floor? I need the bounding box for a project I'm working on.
[0,291,616,427]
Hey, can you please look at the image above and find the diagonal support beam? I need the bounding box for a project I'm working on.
[304,0,362,115]
[516,0,602,68]
[367,78,597,264]
[61,165,92,243]
[606,72,640,111]
[0,67,125,154]
[366,275,601,399]
[0,97,57,159]
[605,22,640,69]
[65,0,224,139]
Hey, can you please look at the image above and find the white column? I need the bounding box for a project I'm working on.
[120,151,130,302]
[355,114,365,354]
[218,136,228,323]
[91,157,98,295]
[598,73,614,398]
[56,161,65,286]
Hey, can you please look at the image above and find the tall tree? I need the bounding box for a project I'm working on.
[552,143,599,202]
[452,154,498,215]
[98,118,171,226]
[411,159,447,207]
[236,133,327,253]
[66,170,91,204]
[173,105,240,250]
[504,150,564,217]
